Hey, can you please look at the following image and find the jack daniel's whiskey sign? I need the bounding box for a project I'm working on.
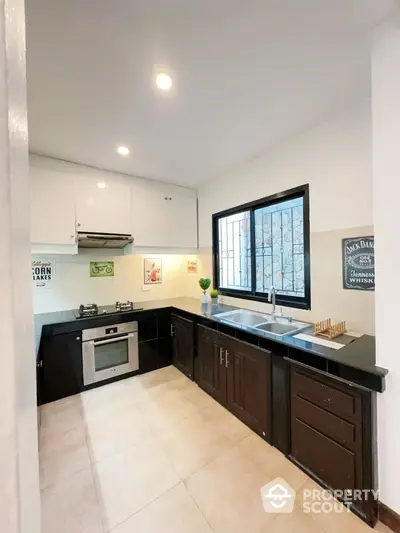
[342,236,375,291]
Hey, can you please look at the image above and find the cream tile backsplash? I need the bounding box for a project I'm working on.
[33,252,199,314]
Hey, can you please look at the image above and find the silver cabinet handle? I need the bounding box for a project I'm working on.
[91,334,133,346]
[219,347,224,365]
[76,336,80,341]
[171,324,175,336]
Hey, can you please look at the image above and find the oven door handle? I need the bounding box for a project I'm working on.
[91,333,134,346]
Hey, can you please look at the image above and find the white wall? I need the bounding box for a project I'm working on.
[372,11,400,514]
[33,251,199,314]
[198,102,372,247]
[196,102,375,334]
[0,1,41,532]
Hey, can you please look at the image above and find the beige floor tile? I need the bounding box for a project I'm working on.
[309,507,379,533]
[85,403,151,463]
[201,402,252,443]
[298,479,374,533]
[261,505,324,533]
[270,457,310,492]
[375,522,393,532]
[81,379,147,418]
[237,433,285,470]
[94,436,180,531]
[40,424,91,490]
[157,410,236,479]
[136,366,183,389]
[41,468,103,533]
[185,445,278,533]
[181,385,218,411]
[39,367,371,533]
[41,394,83,433]
[137,389,200,433]
[111,483,213,533]
[40,419,86,456]
[165,374,198,393]
[238,433,309,491]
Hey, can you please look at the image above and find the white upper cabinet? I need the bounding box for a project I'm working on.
[131,181,197,248]
[30,163,76,246]
[30,156,197,250]
[75,172,131,235]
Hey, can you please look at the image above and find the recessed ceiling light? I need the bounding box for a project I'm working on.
[156,73,173,91]
[97,182,106,189]
[117,146,130,156]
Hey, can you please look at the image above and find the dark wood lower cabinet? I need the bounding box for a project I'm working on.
[139,339,172,374]
[41,332,83,405]
[197,325,271,440]
[226,337,270,440]
[289,362,377,527]
[172,314,194,379]
[197,325,227,406]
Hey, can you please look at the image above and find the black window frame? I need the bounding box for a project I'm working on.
[212,184,311,310]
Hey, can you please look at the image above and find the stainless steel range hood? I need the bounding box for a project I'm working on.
[77,232,134,249]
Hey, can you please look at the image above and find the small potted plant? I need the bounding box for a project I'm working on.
[199,278,211,304]
[210,289,219,305]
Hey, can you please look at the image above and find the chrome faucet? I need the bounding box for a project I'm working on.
[268,285,277,319]
[268,285,293,323]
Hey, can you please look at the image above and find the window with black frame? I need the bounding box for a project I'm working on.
[212,185,310,310]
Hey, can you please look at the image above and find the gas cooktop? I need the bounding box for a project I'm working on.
[73,301,144,319]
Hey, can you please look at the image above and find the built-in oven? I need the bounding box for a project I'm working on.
[82,321,139,386]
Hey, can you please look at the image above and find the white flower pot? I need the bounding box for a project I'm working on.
[200,293,209,304]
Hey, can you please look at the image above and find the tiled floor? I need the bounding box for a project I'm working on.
[39,366,389,533]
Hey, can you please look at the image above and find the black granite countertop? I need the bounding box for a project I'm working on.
[35,297,388,382]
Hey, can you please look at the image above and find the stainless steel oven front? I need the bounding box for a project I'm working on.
[82,321,139,386]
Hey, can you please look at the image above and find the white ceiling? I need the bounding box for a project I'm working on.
[26,0,395,187]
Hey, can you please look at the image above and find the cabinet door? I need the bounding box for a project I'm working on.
[30,166,76,245]
[172,314,194,379]
[226,339,271,439]
[131,184,170,247]
[75,174,131,234]
[131,181,197,248]
[41,332,83,404]
[197,326,227,406]
[167,194,197,248]
[139,339,172,374]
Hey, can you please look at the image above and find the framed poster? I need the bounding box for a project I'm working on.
[144,258,162,284]
[90,261,114,278]
[32,259,54,290]
[342,236,375,291]
[187,260,198,273]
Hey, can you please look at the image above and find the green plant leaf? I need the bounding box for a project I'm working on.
[199,278,211,290]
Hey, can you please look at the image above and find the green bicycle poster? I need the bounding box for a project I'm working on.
[90,261,115,278]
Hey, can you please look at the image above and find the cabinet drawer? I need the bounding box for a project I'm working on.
[291,368,361,421]
[292,418,357,490]
[292,395,359,452]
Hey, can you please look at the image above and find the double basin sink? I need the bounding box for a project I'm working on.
[215,309,310,337]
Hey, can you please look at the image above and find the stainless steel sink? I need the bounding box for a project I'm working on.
[216,309,309,337]
[255,322,303,336]
[216,309,270,327]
